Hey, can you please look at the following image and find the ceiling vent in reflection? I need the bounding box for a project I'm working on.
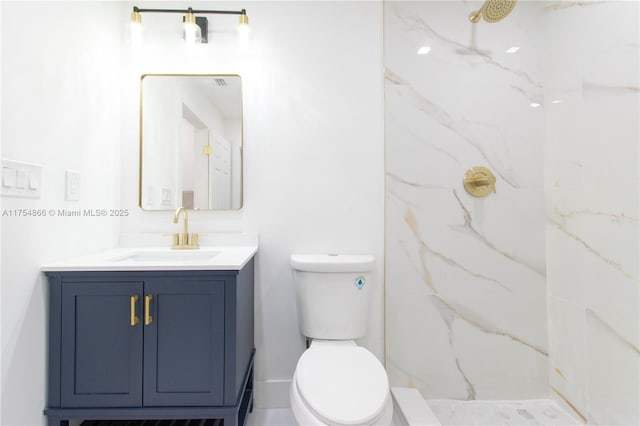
[214,78,228,87]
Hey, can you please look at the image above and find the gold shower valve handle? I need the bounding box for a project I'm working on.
[463,167,496,197]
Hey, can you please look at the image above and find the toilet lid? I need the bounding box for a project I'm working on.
[295,345,389,425]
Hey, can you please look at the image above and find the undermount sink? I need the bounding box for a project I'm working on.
[112,250,221,263]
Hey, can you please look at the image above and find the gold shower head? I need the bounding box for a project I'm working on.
[469,0,517,23]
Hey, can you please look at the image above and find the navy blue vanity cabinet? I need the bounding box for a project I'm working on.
[59,281,145,407]
[45,258,255,426]
[142,277,225,407]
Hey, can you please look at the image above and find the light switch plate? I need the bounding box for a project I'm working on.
[65,170,81,201]
[1,159,42,198]
[16,170,28,189]
[161,188,172,206]
[2,166,17,188]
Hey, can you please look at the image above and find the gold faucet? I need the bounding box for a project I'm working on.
[170,207,200,249]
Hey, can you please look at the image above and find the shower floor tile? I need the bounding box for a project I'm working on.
[426,399,583,426]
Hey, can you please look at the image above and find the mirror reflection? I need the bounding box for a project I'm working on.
[139,74,243,210]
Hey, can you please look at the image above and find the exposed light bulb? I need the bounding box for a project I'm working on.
[183,12,201,45]
[238,13,250,45]
[130,11,143,47]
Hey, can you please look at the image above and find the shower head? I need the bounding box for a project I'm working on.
[469,0,517,23]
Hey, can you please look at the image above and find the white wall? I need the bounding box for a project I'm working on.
[118,0,385,408]
[544,2,640,424]
[1,2,123,425]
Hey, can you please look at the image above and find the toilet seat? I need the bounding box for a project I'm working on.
[294,341,389,425]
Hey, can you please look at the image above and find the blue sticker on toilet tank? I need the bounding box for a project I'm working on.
[355,276,365,289]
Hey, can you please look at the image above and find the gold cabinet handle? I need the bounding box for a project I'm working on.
[144,294,153,325]
[130,295,140,326]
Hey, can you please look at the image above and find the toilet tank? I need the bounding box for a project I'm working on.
[291,254,375,340]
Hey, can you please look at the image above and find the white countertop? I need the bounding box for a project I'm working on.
[41,245,258,272]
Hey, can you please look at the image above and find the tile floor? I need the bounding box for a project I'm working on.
[246,408,297,426]
[246,399,583,426]
[427,399,583,426]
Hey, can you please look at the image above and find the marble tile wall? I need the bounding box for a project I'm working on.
[384,0,548,400]
[385,1,639,423]
[543,2,639,424]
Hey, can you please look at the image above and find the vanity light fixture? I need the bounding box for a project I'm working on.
[130,6,249,45]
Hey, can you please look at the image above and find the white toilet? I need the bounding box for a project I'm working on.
[290,254,393,426]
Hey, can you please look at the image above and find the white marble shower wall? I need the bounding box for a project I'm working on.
[543,1,639,424]
[385,1,640,425]
[384,1,547,400]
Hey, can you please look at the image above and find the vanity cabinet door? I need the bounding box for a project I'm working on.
[60,281,144,407]
[142,278,226,406]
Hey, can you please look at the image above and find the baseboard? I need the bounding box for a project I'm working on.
[253,380,292,409]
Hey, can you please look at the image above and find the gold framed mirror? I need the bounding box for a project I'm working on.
[139,74,243,210]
